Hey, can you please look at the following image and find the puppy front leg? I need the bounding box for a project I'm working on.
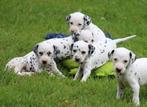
[50,60,65,78]
[15,62,27,74]
[74,67,83,80]
[81,68,91,82]
[130,83,140,106]
[116,82,125,99]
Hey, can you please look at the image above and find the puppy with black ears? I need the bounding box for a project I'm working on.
[109,47,147,106]
[66,12,106,42]
[5,41,65,77]
[71,40,114,82]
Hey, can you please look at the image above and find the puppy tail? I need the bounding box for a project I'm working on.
[114,35,136,44]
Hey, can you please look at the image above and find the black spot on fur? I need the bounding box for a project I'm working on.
[83,15,91,26]
[53,45,60,55]
[129,52,132,59]
[134,72,137,75]
[101,61,104,64]
[66,15,71,21]
[88,44,95,55]
[70,44,73,51]
[33,44,39,55]
[105,40,107,44]
[138,77,141,81]
[101,50,105,53]
[64,45,66,49]
[111,50,114,55]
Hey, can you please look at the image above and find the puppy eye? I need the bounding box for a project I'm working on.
[39,52,43,56]
[78,23,82,26]
[85,41,88,43]
[70,22,73,25]
[47,51,51,56]
[91,39,94,42]
[124,60,128,63]
[81,51,86,54]
[114,58,117,62]
[73,50,77,53]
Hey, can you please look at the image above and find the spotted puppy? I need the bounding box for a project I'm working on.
[66,12,106,41]
[5,42,65,77]
[109,47,147,106]
[6,36,74,76]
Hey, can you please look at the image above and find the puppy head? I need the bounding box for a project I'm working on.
[109,47,136,75]
[33,42,55,67]
[66,12,91,34]
[78,30,94,43]
[71,41,95,64]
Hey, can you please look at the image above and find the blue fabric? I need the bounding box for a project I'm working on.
[45,33,67,40]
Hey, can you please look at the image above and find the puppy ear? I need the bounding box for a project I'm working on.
[72,31,80,42]
[33,44,39,55]
[83,15,91,26]
[129,52,136,64]
[53,45,60,55]
[88,44,95,55]
[108,49,115,60]
[66,15,71,22]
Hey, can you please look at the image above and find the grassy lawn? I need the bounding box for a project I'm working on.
[0,0,147,106]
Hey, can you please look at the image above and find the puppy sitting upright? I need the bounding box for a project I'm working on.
[66,12,106,41]
[109,47,147,106]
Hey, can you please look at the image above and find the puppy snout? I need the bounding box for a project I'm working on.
[42,60,47,65]
[116,68,122,73]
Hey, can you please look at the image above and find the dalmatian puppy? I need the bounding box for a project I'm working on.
[71,35,136,82]
[5,41,65,77]
[5,36,74,76]
[66,12,106,42]
[71,40,108,82]
[109,47,147,106]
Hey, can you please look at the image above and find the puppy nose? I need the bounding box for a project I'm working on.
[75,58,80,62]
[71,30,75,34]
[116,68,122,73]
[42,60,47,64]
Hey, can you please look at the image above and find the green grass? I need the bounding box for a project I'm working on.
[0,0,147,106]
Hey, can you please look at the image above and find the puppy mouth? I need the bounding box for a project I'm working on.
[41,61,49,67]
[75,59,83,64]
